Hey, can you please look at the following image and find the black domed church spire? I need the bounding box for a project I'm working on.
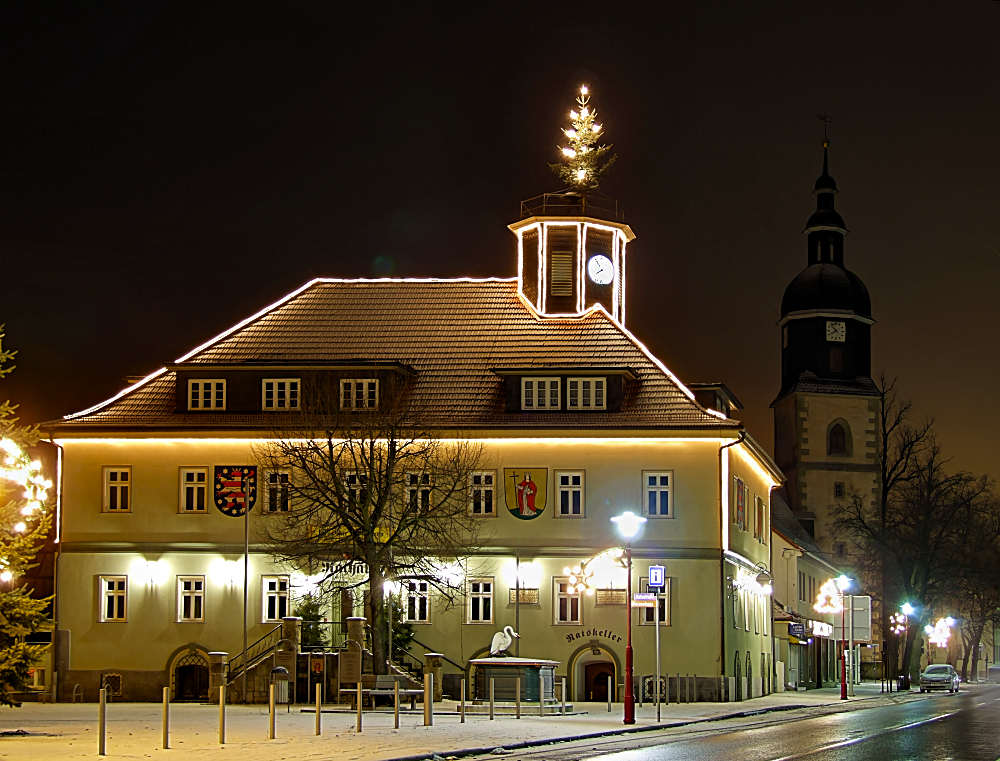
[777,142,874,396]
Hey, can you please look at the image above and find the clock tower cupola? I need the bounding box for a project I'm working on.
[510,85,634,325]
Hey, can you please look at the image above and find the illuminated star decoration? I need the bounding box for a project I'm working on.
[551,84,617,191]
[813,578,844,614]
[889,612,907,636]
[925,617,955,648]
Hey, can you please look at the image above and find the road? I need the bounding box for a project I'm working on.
[481,686,1000,761]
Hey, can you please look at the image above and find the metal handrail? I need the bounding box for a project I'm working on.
[409,636,465,672]
[519,191,624,222]
[226,624,282,682]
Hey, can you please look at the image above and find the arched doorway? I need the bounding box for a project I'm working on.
[170,649,209,702]
[568,644,620,703]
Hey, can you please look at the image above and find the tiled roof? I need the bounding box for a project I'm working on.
[51,279,734,431]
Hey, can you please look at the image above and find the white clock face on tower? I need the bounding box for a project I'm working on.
[587,254,614,285]
[826,320,847,342]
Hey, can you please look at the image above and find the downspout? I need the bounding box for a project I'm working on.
[48,436,64,702]
[718,430,746,690]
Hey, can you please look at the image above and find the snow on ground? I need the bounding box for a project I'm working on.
[0,684,918,761]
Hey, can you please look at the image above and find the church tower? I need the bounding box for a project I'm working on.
[772,142,879,559]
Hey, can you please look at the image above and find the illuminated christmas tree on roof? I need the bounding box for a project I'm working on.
[550,84,617,191]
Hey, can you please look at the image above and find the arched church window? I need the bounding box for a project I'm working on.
[827,421,850,456]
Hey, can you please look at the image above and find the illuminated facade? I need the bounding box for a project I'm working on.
[45,197,780,703]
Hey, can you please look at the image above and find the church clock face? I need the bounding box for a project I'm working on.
[587,254,614,285]
[825,320,846,342]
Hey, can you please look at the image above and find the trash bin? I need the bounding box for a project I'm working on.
[270,666,290,704]
[896,675,910,691]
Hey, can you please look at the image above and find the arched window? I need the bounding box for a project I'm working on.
[827,421,851,456]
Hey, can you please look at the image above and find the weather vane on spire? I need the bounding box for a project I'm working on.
[817,113,833,148]
[551,84,617,191]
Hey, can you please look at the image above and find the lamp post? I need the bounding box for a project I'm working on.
[611,510,646,725]
[835,575,852,700]
[900,602,915,689]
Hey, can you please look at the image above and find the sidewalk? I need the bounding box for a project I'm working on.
[0,683,941,761]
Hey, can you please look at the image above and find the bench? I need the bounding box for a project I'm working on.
[340,676,424,709]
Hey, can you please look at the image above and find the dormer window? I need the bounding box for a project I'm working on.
[341,379,379,410]
[567,377,606,410]
[262,378,300,410]
[188,379,226,410]
[521,378,560,410]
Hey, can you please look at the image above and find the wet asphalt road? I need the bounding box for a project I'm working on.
[498,686,1000,761]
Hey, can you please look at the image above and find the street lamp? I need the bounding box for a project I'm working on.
[814,578,847,699]
[896,602,916,689]
[611,510,646,725]
[835,576,852,700]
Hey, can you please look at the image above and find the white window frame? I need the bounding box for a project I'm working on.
[643,470,673,518]
[99,575,127,622]
[566,377,606,410]
[346,471,369,506]
[177,575,205,622]
[265,470,291,513]
[555,470,585,517]
[340,378,379,410]
[521,377,560,410]
[553,577,582,625]
[262,378,300,410]
[639,576,671,626]
[405,472,432,513]
[262,575,290,623]
[404,580,430,623]
[188,379,226,410]
[103,466,132,513]
[178,467,208,513]
[466,577,494,624]
[469,471,496,517]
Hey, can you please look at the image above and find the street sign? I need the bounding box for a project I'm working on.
[648,564,665,589]
[632,592,657,608]
[788,623,805,639]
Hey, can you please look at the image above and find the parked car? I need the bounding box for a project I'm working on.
[919,664,960,693]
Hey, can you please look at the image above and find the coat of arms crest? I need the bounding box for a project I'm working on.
[213,465,258,517]
[503,468,547,520]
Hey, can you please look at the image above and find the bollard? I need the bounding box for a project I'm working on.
[394,680,400,730]
[356,681,363,733]
[539,673,544,716]
[98,687,107,756]
[315,683,322,736]
[219,685,226,744]
[269,683,276,739]
[676,673,681,704]
[515,677,521,719]
[489,677,495,720]
[666,674,670,705]
[460,678,466,724]
[162,686,170,749]
[423,673,434,727]
[561,677,567,715]
[607,674,612,712]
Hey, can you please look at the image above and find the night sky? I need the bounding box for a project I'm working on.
[2,3,998,480]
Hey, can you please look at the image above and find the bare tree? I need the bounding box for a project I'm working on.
[253,383,485,674]
[952,491,1000,680]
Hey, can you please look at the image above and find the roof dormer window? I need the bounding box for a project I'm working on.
[521,378,560,410]
[341,379,379,410]
[567,377,606,410]
[188,379,226,410]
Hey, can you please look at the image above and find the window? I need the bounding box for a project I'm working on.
[340,379,378,409]
[732,476,748,531]
[346,471,369,506]
[833,481,845,499]
[406,473,432,513]
[567,377,606,410]
[103,467,132,512]
[834,542,847,559]
[404,580,430,623]
[188,379,226,410]
[639,577,670,626]
[554,578,582,624]
[467,578,493,623]
[177,576,205,622]
[753,495,767,543]
[262,576,289,622]
[555,471,584,517]
[798,571,806,602]
[265,470,291,512]
[644,471,673,517]
[99,576,127,622]
[469,471,496,516]
[521,378,560,410]
[178,467,208,512]
[827,421,850,456]
[262,378,300,410]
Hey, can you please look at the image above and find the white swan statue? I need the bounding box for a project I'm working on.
[489,625,520,656]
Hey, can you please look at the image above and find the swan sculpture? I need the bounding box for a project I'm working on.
[489,625,520,656]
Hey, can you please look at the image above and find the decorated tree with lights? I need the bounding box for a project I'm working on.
[550,84,617,191]
[0,326,53,706]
